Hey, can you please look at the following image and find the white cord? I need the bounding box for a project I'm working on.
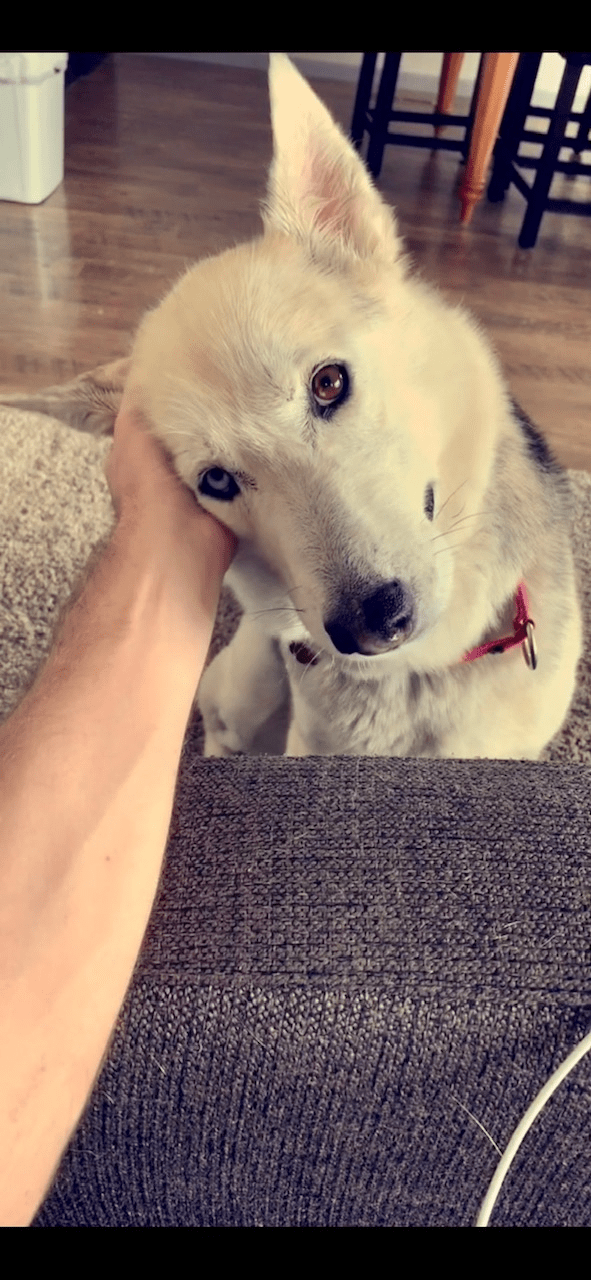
[476,1026,591,1227]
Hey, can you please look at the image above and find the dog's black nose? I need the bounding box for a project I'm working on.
[325,581,415,656]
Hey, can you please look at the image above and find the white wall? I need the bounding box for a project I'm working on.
[136,52,591,110]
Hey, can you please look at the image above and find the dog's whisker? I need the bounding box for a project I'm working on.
[298,648,328,685]
[436,481,469,520]
[430,529,456,544]
[433,543,463,558]
[450,507,493,522]
[445,512,492,534]
[431,527,473,545]
[247,606,304,620]
[431,509,492,543]
[249,606,304,614]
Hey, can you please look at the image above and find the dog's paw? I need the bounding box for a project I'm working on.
[202,713,246,758]
[203,736,243,758]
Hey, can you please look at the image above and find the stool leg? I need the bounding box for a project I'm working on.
[572,85,591,155]
[435,53,464,135]
[519,58,581,248]
[488,52,542,202]
[366,53,401,179]
[351,53,378,150]
[459,53,519,223]
[462,54,485,162]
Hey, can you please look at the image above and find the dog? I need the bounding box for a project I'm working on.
[1,54,582,759]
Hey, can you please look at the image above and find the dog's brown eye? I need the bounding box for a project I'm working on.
[311,364,348,407]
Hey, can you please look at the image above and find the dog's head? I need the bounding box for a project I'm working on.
[127,55,504,666]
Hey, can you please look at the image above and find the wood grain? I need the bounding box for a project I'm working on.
[0,53,589,469]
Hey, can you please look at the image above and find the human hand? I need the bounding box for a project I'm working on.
[106,400,237,629]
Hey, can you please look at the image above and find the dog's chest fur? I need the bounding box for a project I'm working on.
[282,641,458,756]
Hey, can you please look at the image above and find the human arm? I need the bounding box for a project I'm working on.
[0,406,235,1226]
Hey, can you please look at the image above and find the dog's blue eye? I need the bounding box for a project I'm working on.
[198,468,240,501]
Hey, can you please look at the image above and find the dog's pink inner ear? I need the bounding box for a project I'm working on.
[273,136,387,261]
[306,148,355,243]
[267,55,402,265]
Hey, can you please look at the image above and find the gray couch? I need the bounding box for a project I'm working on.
[34,751,591,1227]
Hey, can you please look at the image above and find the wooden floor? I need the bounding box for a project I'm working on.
[1,53,590,469]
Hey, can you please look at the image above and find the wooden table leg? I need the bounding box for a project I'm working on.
[459,52,519,224]
[435,52,464,135]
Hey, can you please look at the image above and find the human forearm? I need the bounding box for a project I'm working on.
[2,515,217,876]
[0,417,233,1225]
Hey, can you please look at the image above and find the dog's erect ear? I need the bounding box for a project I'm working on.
[0,358,129,435]
[265,53,403,267]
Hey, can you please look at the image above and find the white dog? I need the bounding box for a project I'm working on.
[3,55,582,758]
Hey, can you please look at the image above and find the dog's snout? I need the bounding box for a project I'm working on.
[325,580,415,656]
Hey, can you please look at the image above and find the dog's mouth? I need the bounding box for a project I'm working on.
[324,623,413,657]
[323,580,416,658]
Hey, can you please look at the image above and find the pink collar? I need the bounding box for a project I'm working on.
[462,582,537,669]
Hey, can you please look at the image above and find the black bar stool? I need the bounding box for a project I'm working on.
[351,52,484,180]
[487,52,591,248]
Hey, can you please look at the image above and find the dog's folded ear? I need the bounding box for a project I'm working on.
[265,53,404,270]
[0,357,129,434]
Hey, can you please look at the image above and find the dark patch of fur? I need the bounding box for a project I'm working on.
[511,399,561,475]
